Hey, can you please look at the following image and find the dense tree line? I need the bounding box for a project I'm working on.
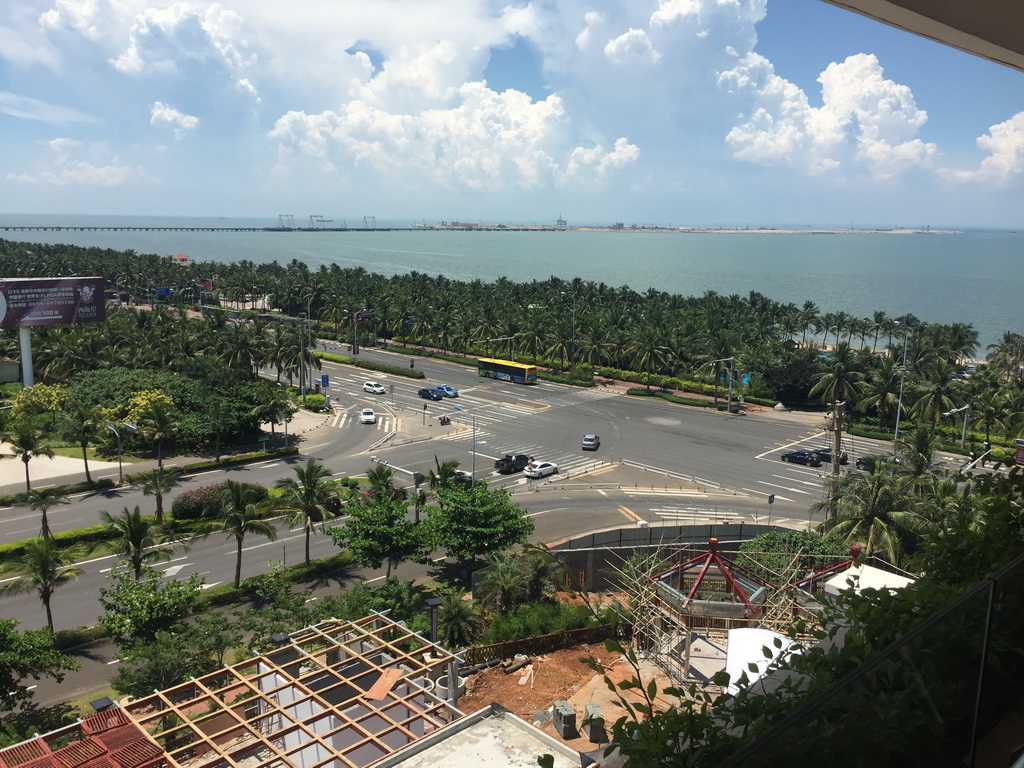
[3,238,1022,447]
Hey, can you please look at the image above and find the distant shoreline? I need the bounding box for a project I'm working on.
[572,226,961,235]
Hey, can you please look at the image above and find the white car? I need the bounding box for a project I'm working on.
[524,460,558,478]
[363,381,386,394]
[359,408,377,424]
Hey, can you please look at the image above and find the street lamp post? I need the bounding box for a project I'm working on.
[302,295,314,404]
[893,323,910,451]
[561,291,577,365]
[454,405,476,485]
[943,405,971,447]
[105,425,123,484]
[707,357,736,412]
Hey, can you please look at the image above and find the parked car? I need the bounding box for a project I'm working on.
[363,381,386,394]
[781,450,822,467]
[524,460,558,478]
[359,408,377,424]
[582,434,600,451]
[418,387,443,401]
[813,448,849,465]
[494,453,533,474]
[855,455,902,470]
[434,384,459,398]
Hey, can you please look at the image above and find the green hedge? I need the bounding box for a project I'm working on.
[315,351,426,379]
[168,446,299,474]
[626,388,743,412]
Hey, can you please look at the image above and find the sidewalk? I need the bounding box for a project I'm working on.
[0,407,333,497]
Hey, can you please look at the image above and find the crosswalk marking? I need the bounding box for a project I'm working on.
[333,413,395,430]
[622,489,708,497]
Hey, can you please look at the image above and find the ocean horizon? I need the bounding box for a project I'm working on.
[2,213,1021,352]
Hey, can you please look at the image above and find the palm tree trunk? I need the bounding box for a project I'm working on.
[23,457,31,493]
[40,512,51,541]
[235,538,243,588]
[81,441,93,484]
[305,526,311,566]
[155,492,164,524]
[44,596,54,633]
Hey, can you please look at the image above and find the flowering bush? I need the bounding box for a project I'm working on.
[171,481,267,520]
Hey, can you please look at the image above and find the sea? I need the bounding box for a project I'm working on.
[1,213,1021,352]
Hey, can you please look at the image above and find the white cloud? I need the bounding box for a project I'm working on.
[0,92,94,124]
[945,112,1024,184]
[721,52,938,177]
[269,81,636,190]
[604,28,662,65]
[5,137,145,187]
[150,101,199,138]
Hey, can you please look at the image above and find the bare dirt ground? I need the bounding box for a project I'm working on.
[457,645,680,754]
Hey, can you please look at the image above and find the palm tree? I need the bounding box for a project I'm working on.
[137,398,179,468]
[98,506,179,579]
[250,384,296,444]
[129,467,182,524]
[987,331,1024,380]
[61,405,102,484]
[207,397,232,463]
[474,552,529,612]
[970,390,1006,445]
[815,467,932,565]
[367,464,399,499]
[27,488,68,541]
[0,538,84,632]
[427,456,462,490]
[809,343,865,406]
[275,459,336,565]
[209,480,278,587]
[856,357,902,427]
[0,424,54,492]
[911,359,959,426]
[625,324,672,391]
[436,589,483,648]
[895,427,937,477]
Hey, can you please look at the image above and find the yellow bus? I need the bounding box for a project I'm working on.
[477,358,538,384]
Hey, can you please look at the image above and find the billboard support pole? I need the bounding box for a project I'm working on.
[19,327,34,387]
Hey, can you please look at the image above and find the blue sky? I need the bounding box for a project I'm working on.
[1,0,1021,227]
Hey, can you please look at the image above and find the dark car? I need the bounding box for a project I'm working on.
[781,450,822,467]
[418,387,443,401]
[494,453,533,474]
[813,448,849,465]
[855,455,902,470]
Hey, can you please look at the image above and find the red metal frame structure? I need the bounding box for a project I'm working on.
[654,538,770,615]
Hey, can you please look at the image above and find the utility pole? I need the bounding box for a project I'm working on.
[832,400,845,479]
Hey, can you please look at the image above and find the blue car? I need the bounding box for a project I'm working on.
[434,384,459,398]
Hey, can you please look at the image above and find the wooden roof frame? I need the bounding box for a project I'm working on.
[121,613,463,768]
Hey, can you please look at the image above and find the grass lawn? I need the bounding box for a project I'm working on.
[51,446,144,463]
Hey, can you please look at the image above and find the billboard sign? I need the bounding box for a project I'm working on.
[0,277,106,329]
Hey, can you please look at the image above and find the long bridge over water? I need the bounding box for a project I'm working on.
[0,224,563,233]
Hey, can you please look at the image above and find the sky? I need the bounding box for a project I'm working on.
[1,0,1022,228]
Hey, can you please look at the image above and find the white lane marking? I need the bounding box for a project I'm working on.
[757,481,810,495]
[597,489,607,496]
[742,488,795,503]
[772,473,823,487]
[526,507,567,517]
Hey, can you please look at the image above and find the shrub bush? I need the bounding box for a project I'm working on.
[171,481,268,520]
[304,394,327,412]
[480,600,594,645]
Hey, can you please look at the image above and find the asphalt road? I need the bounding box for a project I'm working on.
[2,346,879,637]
